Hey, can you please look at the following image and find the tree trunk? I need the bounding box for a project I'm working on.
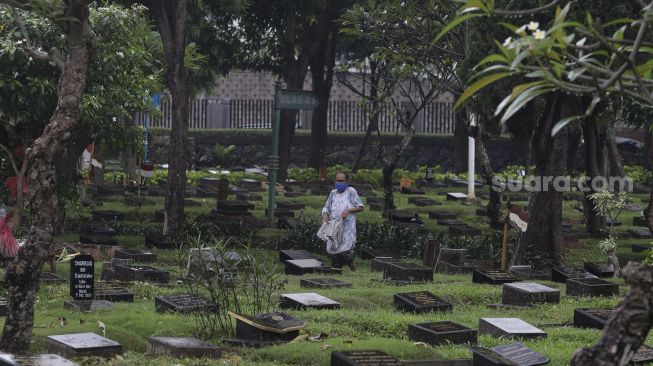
[512,95,567,267]
[308,30,337,169]
[0,1,94,354]
[582,118,605,235]
[352,62,380,173]
[645,169,653,231]
[382,165,395,210]
[570,261,653,365]
[453,110,468,172]
[474,129,501,227]
[643,129,652,170]
[147,0,190,236]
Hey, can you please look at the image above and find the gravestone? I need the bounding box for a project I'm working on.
[45,333,122,358]
[502,283,560,306]
[0,354,79,366]
[144,231,183,249]
[186,248,243,276]
[91,210,124,222]
[449,225,482,237]
[447,192,467,201]
[394,291,452,313]
[111,258,132,268]
[360,248,398,260]
[469,347,517,366]
[633,216,647,227]
[114,249,156,263]
[300,278,352,289]
[473,270,520,285]
[94,283,134,302]
[113,265,169,283]
[439,248,467,265]
[566,277,619,297]
[437,219,465,227]
[331,350,404,366]
[479,318,547,339]
[279,249,318,262]
[277,201,305,210]
[155,294,217,314]
[226,311,306,347]
[550,267,596,283]
[573,308,612,329]
[371,258,402,272]
[79,223,116,237]
[632,243,653,253]
[70,255,94,301]
[279,293,340,310]
[422,239,440,269]
[284,259,327,275]
[146,336,221,358]
[583,262,614,278]
[384,262,433,282]
[78,235,117,246]
[386,210,419,223]
[631,345,653,365]
[629,227,653,239]
[239,178,262,191]
[429,211,458,220]
[492,343,550,366]
[408,321,476,346]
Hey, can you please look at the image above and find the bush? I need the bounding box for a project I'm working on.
[436,231,504,262]
[357,222,433,258]
[624,165,649,184]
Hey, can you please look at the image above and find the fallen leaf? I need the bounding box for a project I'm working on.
[320,344,334,351]
[290,334,309,343]
[98,321,106,337]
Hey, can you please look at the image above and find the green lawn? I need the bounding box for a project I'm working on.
[7,183,652,365]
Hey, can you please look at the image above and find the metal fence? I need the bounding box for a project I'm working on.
[135,98,455,133]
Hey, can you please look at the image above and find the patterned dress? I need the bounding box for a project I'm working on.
[321,187,364,254]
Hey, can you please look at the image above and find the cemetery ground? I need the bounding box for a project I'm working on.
[6,180,652,365]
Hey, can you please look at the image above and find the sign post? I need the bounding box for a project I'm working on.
[268,85,319,227]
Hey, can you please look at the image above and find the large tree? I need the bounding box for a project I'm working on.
[444,0,653,363]
[0,2,159,352]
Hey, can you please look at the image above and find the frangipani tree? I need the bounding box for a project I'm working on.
[442,0,653,364]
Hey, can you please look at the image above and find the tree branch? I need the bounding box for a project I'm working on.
[23,47,65,70]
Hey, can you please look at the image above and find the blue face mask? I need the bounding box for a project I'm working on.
[335,182,348,192]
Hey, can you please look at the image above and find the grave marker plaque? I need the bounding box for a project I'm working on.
[394,291,452,313]
[447,192,467,201]
[300,278,352,289]
[0,353,79,366]
[573,308,612,329]
[279,249,318,262]
[155,294,217,314]
[492,343,550,366]
[479,318,547,339]
[70,255,94,301]
[45,333,122,359]
[284,259,327,275]
[114,265,169,283]
[583,262,614,278]
[360,248,398,260]
[470,347,517,366]
[629,227,653,239]
[631,243,653,253]
[279,293,340,310]
[502,283,559,306]
[566,277,619,297]
[551,267,596,283]
[632,345,653,365]
[473,270,519,285]
[408,321,476,345]
[370,258,402,272]
[226,311,305,347]
[94,283,134,302]
[331,350,404,366]
[114,249,157,263]
[384,262,433,282]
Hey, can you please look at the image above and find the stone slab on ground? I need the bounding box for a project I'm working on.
[155,294,218,314]
[331,350,404,366]
[492,343,550,366]
[478,318,546,339]
[384,262,433,282]
[0,353,80,366]
[550,267,596,283]
[146,336,221,358]
[299,278,352,289]
[472,270,520,285]
[573,308,612,329]
[279,293,340,310]
[408,321,476,346]
[583,262,615,278]
[45,333,122,359]
[394,291,452,313]
[63,300,113,312]
[566,277,619,297]
[114,249,157,263]
[502,283,560,306]
[284,259,328,275]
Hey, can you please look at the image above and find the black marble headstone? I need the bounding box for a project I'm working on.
[573,308,612,329]
[583,262,614,278]
[300,278,352,289]
[70,255,94,301]
[394,291,452,313]
[550,267,596,283]
[370,258,402,272]
[284,259,327,275]
[566,277,619,297]
[472,270,520,285]
[629,227,653,239]
[331,350,404,366]
[94,283,134,302]
[384,262,433,282]
[155,294,217,314]
[113,265,169,283]
[226,311,305,347]
[492,343,550,366]
[279,249,318,262]
[408,321,476,345]
[470,346,517,366]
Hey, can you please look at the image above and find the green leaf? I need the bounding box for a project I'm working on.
[475,54,509,68]
[500,86,553,123]
[435,13,483,43]
[551,115,582,136]
[454,72,513,110]
[495,81,547,117]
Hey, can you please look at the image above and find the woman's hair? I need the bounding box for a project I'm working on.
[336,171,349,181]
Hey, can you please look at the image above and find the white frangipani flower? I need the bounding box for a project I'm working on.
[515,25,527,35]
[534,29,546,40]
[576,37,587,47]
[527,21,539,31]
[503,37,513,47]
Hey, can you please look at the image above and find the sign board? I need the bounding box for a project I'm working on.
[400,178,412,188]
[70,254,94,300]
[277,90,319,110]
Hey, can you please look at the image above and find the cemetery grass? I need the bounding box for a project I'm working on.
[3,186,652,365]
